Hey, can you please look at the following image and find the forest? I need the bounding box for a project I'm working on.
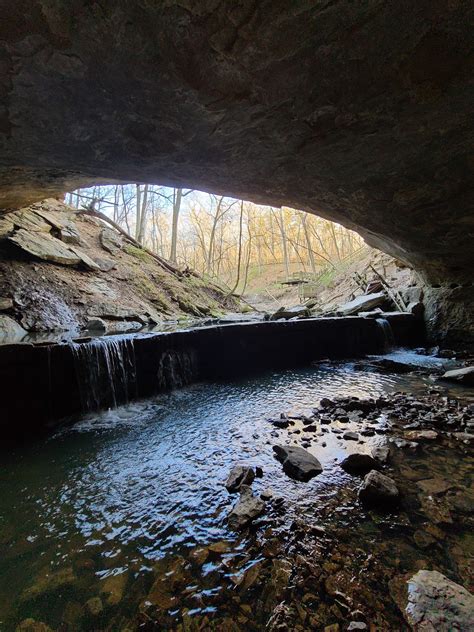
[67,184,365,294]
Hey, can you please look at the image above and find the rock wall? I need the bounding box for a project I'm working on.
[0,199,237,339]
[0,1,472,285]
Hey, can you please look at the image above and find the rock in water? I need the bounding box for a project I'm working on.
[340,453,380,475]
[228,485,266,529]
[225,465,255,493]
[273,445,323,481]
[440,366,474,386]
[269,304,311,320]
[405,570,474,631]
[358,470,399,507]
[372,445,390,464]
[0,315,26,341]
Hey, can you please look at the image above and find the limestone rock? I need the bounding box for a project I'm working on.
[372,445,390,464]
[358,470,400,507]
[340,453,380,475]
[105,320,143,334]
[9,229,81,265]
[337,293,386,316]
[9,210,52,233]
[0,298,13,311]
[0,315,26,341]
[87,304,148,322]
[60,222,82,245]
[405,570,474,631]
[68,245,101,271]
[269,305,311,320]
[225,465,255,493]
[273,445,323,481]
[343,431,359,441]
[0,218,14,238]
[441,366,474,386]
[100,228,123,255]
[228,485,266,529]
[85,317,107,332]
[95,257,116,272]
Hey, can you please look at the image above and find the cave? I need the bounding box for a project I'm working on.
[1,1,473,346]
[0,3,473,631]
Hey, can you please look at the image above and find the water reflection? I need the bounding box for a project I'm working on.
[0,361,470,629]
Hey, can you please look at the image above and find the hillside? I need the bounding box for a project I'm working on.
[244,247,417,313]
[0,199,238,341]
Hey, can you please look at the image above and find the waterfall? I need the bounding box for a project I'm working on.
[71,337,137,413]
[375,318,395,352]
[157,348,197,390]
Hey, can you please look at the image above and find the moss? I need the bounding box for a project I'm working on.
[123,244,152,263]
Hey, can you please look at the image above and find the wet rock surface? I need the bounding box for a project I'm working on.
[273,444,323,481]
[358,470,400,507]
[228,485,266,530]
[405,570,474,631]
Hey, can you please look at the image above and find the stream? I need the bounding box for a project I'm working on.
[0,353,472,630]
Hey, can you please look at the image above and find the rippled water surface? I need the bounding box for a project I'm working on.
[0,358,471,630]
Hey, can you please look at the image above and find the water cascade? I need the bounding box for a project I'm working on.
[375,317,395,352]
[71,336,138,412]
[157,348,198,391]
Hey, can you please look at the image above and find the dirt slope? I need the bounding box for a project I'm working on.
[0,199,238,339]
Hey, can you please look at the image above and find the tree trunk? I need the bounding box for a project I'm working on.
[170,187,183,263]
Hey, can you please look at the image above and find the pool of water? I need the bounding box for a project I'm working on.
[0,359,471,630]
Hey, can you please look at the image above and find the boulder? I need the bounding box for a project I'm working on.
[337,292,386,316]
[68,245,101,271]
[372,445,390,464]
[340,453,380,475]
[85,318,107,332]
[405,570,474,631]
[0,217,14,238]
[0,298,13,311]
[228,485,266,529]
[9,210,52,233]
[269,305,311,320]
[358,470,399,507]
[440,366,474,386]
[273,445,323,481]
[100,228,123,254]
[95,257,116,272]
[60,222,83,245]
[343,431,359,441]
[0,315,26,341]
[9,229,82,265]
[225,465,255,493]
[87,304,148,322]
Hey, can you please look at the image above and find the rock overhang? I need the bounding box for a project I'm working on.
[0,1,473,281]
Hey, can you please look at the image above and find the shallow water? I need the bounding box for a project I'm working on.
[0,359,472,630]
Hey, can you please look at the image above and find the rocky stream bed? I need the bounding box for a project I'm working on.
[0,353,473,631]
